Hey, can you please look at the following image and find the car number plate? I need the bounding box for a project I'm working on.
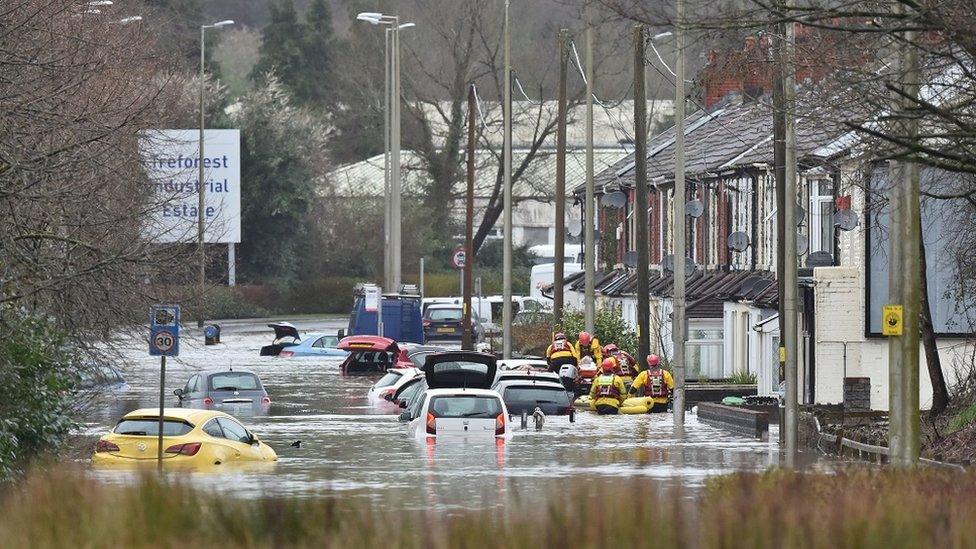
[436,327,455,333]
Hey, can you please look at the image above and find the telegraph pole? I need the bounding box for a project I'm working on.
[463,84,476,351]
[888,18,921,467]
[391,22,403,291]
[502,0,513,358]
[672,0,688,426]
[584,1,596,333]
[197,25,207,328]
[554,29,569,325]
[782,16,800,458]
[383,28,392,291]
[634,25,650,362]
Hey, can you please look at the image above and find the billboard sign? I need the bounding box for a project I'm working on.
[140,129,241,243]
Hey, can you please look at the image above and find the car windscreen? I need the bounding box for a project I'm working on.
[426,308,462,321]
[408,351,436,368]
[375,371,403,388]
[114,418,194,436]
[428,395,503,418]
[350,351,393,366]
[209,372,261,391]
[502,386,571,406]
[425,360,491,388]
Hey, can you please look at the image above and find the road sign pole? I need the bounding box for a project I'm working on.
[157,355,166,470]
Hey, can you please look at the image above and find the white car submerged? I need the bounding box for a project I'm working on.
[399,351,511,440]
[366,367,423,405]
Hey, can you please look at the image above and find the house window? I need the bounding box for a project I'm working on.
[809,180,834,255]
[685,324,724,380]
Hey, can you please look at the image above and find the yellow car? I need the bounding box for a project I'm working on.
[92,408,277,467]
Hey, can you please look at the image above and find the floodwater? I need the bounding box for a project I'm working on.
[79,317,821,511]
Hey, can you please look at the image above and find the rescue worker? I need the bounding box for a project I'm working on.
[589,358,627,415]
[629,354,675,412]
[572,331,602,365]
[546,332,579,391]
[602,344,637,381]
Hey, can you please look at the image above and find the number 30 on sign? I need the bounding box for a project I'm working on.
[149,304,180,356]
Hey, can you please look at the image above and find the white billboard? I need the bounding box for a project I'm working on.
[140,129,241,243]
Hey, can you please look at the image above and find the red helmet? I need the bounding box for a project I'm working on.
[554,332,567,341]
[646,354,661,368]
[603,343,618,355]
[600,357,616,373]
[578,331,591,346]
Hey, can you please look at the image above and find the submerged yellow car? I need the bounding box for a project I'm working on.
[92,408,277,466]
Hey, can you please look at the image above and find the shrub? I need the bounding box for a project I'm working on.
[559,304,638,357]
[203,286,272,320]
[730,370,758,385]
[0,307,76,479]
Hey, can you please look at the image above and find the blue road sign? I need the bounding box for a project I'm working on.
[149,304,180,356]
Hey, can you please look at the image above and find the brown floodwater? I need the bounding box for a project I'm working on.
[79,318,831,510]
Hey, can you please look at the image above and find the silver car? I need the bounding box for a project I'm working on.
[174,370,271,413]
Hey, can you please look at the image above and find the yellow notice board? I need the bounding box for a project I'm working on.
[882,305,904,336]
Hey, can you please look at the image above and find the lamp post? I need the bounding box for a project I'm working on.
[198,19,234,328]
[357,12,415,293]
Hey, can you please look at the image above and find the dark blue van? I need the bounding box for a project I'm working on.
[347,285,424,344]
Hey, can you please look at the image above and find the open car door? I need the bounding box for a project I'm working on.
[260,322,302,356]
[422,352,497,389]
[339,336,400,375]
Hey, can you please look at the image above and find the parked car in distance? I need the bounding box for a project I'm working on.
[92,408,277,466]
[422,304,483,342]
[492,369,561,387]
[367,367,423,405]
[494,379,573,416]
[260,322,346,358]
[175,370,270,412]
[400,344,447,368]
[338,335,413,375]
[400,351,511,440]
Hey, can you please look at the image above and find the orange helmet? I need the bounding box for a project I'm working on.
[603,343,618,355]
[646,354,661,368]
[554,332,567,341]
[578,331,591,346]
[600,357,616,373]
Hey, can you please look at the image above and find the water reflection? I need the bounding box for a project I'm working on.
[79,320,825,510]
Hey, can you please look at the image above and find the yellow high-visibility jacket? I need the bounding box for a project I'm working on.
[572,338,602,364]
[629,368,675,405]
[589,373,627,408]
[546,339,579,361]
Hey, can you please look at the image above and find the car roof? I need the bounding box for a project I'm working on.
[424,388,501,397]
[426,303,462,309]
[495,379,566,390]
[495,370,560,379]
[199,369,261,378]
[122,407,232,425]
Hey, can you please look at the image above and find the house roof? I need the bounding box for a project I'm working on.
[320,148,625,200]
[579,94,844,196]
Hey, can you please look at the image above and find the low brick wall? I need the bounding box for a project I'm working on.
[698,403,769,441]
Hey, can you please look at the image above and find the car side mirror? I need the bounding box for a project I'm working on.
[384,393,394,401]
[247,431,257,445]
[337,329,345,339]
[398,411,411,422]
[398,400,408,409]
[173,388,184,398]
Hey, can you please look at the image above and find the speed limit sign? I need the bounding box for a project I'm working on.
[149,304,180,356]
[152,330,176,353]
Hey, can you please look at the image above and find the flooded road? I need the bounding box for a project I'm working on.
[80,318,818,510]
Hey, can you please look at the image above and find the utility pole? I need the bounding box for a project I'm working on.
[391,21,402,291]
[197,25,207,329]
[782,16,800,458]
[463,84,476,351]
[584,0,596,333]
[383,28,392,291]
[888,17,921,467]
[671,0,688,426]
[502,0,513,359]
[554,29,569,325]
[771,12,787,434]
[633,24,650,362]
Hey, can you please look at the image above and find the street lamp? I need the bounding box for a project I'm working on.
[356,11,414,293]
[197,19,234,327]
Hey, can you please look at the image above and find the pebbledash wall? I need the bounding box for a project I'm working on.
[812,171,976,410]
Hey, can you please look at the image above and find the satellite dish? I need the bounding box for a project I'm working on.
[662,254,696,274]
[727,231,750,253]
[834,209,859,231]
[739,276,764,296]
[623,251,638,268]
[686,199,704,219]
[604,191,627,208]
[795,203,806,226]
[807,251,833,267]
[568,220,582,237]
[797,232,809,255]
[751,278,773,293]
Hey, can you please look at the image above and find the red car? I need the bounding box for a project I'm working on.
[338,336,413,375]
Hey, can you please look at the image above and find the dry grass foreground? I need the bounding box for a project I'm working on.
[1,468,975,548]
